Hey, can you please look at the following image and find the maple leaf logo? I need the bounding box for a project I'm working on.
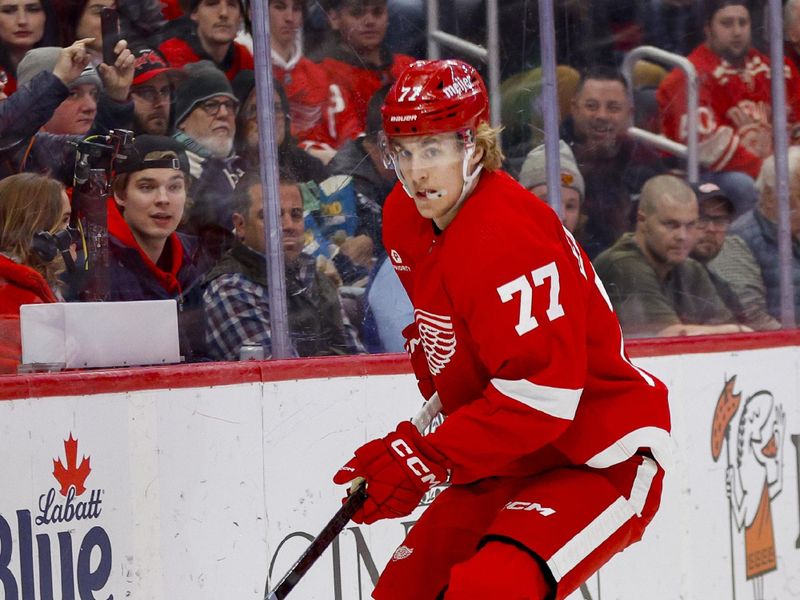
[52,434,91,497]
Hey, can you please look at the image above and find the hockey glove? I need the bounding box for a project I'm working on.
[333,421,450,524]
[402,321,436,400]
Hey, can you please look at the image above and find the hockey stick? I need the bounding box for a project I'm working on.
[264,393,443,600]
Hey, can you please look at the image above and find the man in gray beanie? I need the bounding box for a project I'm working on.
[519,139,585,233]
[16,39,135,136]
[0,38,135,182]
[172,61,245,264]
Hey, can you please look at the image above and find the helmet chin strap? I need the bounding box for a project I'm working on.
[457,145,482,205]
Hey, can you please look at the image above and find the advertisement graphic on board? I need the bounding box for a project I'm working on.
[0,433,114,599]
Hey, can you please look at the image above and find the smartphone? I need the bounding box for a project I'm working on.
[100,7,120,65]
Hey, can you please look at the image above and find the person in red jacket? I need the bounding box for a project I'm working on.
[158,0,253,81]
[0,172,71,374]
[315,0,414,145]
[657,0,800,215]
[269,0,337,159]
[333,59,672,600]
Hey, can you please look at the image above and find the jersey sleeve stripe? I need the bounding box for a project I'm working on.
[584,427,674,471]
[489,378,582,420]
[546,456,658,582]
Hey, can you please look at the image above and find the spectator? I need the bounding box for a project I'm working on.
[172,61,245,264]
[730,147,800,324]
[107,134,205,358]
[269,0,336,157]
[690,181,780,331]
[158,0,253,81]
[657,0,800,215]
[231,70,326,184]
[594,174,746,337]
[129,48,178,136]
[562,66,666,258]
[0,39,135,182]
[786,0,800,71]
[64,0,171,58]
[0,38,91,139]
[17,42,135,136]
[314,0,414,145]
[326,84,394,253]
[518,139,585,233]
[202,172,359,360]
[0,0,58,95]
[0,172,66,374]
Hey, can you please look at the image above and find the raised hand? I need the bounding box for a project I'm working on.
[52,38,95,86]
[97,39,136,102]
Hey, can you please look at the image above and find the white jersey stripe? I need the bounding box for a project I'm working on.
[585,427,674,471]
[489,378,582,421]
[547,457,658,582]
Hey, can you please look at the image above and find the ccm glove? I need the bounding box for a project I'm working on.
[402,321,436,400]
[333,421,450,524]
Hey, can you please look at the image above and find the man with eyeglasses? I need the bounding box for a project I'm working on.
[130,48,178,136]
[595,174,747,338]
[173,60,245,265]
[689,182,780,331]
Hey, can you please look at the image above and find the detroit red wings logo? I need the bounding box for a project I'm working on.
[415,309,457,375]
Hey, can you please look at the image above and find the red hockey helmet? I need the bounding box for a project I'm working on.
[381,59,489,138]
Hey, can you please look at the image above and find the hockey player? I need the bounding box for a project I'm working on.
[333,59,673,599]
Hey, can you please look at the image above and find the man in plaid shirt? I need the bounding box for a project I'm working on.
[202,172,362,360]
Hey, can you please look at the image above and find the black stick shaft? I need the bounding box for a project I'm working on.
[265,481,368,600]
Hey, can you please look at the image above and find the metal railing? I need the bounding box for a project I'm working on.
[426,0,501,128]
[621,45,699,184]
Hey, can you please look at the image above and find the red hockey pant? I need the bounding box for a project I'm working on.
[372,454,663,600]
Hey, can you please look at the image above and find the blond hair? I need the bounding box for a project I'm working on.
[0,173,66,286]
[475,121,505,171]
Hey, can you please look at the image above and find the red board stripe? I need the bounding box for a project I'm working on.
[0,331,797,401]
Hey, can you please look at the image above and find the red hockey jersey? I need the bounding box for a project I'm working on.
[319,50,414,145]
[383,171,672,484]
[158,37,254,81]
[273,49,336,147]
[657,44,800,179]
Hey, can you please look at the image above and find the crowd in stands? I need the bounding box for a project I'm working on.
[1,0,799,374]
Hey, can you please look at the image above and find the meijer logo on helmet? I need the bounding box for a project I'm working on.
[442,76,475,99]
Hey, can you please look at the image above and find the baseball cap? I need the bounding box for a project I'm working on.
[113,135,190,176]
[691,182,735,214]
[132,48,178,87]
[17,47,102,90]
[519,140,585,200]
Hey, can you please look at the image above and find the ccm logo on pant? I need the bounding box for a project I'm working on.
[391,439,442,488]
[505,501,557,517]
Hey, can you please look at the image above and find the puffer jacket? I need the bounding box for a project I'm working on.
[0,254,57,374]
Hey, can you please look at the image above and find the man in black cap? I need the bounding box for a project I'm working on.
[172,61,245,265]
[129,48,180,136]
[690,182,780,331]
[107,134,206,358]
